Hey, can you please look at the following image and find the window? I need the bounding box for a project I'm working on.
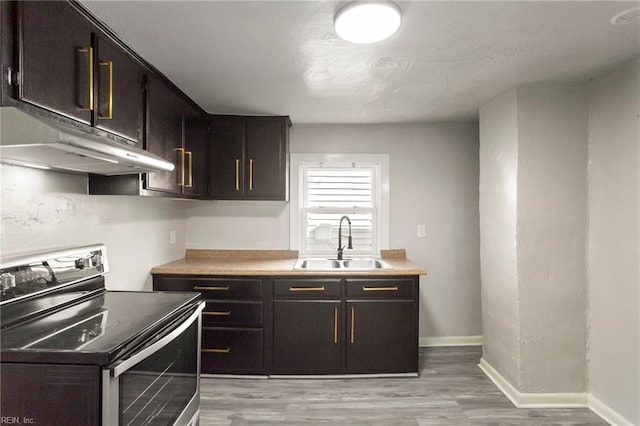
[290,154,389,257]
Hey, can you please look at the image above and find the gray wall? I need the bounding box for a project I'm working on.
[478,90,521,387]
[479,84,588,393]
[188,122,482,340]
[0,165,188,290]
[516,85,588,393]
[587,58,640,424]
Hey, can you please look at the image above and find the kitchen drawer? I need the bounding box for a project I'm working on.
[203,301,263,327]
[154,276,263,300]
[201,328,263,375]
[273,278,342,299]
[345,278,415,299]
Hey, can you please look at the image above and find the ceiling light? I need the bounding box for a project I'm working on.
[334,2,402,44]
[611,6,640,25]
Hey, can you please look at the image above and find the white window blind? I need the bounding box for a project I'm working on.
[301,164,378,256]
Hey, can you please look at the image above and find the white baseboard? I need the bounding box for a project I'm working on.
[478,358,635,425]
[588,394,635,426]
[478,358,588,408]
[419,335,482,347]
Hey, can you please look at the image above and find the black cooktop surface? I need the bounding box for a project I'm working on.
[0,290,200,365]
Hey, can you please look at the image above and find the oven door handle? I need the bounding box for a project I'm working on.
[110,301,205,378]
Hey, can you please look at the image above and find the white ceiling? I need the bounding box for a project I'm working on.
[81,1,640,124]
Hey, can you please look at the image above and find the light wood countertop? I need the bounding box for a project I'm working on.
[150,249,427,276]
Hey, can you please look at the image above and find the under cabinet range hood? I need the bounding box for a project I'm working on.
[0,107,175,175]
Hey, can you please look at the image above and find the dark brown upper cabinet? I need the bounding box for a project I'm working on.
[182,101,210,198]
[210,115,290,201]
[18,1,95,126]
[144,73,183,194]
[94,30,145,144]
[144,73,209,197]
[16,1,144,144]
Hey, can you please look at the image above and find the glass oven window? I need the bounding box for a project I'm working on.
[119,319,198,425]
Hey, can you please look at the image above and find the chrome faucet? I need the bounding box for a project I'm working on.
[337,215,353,260]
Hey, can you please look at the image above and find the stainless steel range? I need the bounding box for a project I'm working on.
[0,244,205,425]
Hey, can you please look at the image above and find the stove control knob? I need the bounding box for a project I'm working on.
[0,273,16,290]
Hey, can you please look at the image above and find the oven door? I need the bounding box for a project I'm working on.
[102,301,205,426]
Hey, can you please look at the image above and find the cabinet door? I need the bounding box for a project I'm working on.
[1,363,100,424]
[346,301,418,374]
[145,73,182,194]
[244,118,288,200]
[272,300,342,374]
[19,1,94,124]
[182,104,209,197]
[210,116,244,199]
[201,328,263,375]
[95,32,145,143]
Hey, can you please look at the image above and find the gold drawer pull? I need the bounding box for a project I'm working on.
[350,306,355,344]
[177,147,186,186]
[249,159,254,191]
[78,46,93,111]
[194,286,230,291]
[333,306,338,344]
[185,151,193,188]
[362,286,399,291]
[203,311,231,316]
[289,286,325,292]
[98,60,113,119]
[202,348,231,354]
[235,159,240,190]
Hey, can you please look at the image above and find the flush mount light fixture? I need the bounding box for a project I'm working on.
[334,1,402,44]
[611,6,640,25]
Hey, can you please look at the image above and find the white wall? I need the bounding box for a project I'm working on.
[187,122,482,340]
[479,84,589,394]
[478,90,521,387]
[587,58,640,425]
[188,201,289,249]
[0,165,188,291]
[516,85,588,393]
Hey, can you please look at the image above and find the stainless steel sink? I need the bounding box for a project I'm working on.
[293,258,392,271]
[342,258,390,270]
[295,259,342,270]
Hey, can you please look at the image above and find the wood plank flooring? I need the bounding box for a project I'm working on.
[199,346,607,425]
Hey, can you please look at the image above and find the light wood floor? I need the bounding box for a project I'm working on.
[199,346,607,425]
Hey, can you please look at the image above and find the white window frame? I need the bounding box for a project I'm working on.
[290,153,390,257]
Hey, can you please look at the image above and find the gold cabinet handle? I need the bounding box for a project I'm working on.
[202,348,231,354]
[194,286,230,291]
[289,286,325,292]
[249,159,254,190]
[78,47,93,111]
[362,286,399,291]
[235,159,240,190]
[203,311,231,316]
[176,148,186,186]
[350,306,355,344]
[98,60,113,119]
[333,306,338,344]
[185,151,193,188]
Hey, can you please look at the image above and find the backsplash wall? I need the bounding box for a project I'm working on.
[0,165,188,291]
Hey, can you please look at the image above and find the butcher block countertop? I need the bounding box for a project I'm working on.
[150,249,427,276]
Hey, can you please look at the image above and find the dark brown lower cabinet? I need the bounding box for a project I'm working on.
[153,274,269,375]
[152,273,419,376]
[272,276,418,376]
[272,300,342,374]
[0,363,100,424]
[201,328,263,375]
[346,301,417,374]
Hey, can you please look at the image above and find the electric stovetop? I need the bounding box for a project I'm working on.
[0,290,200,365]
